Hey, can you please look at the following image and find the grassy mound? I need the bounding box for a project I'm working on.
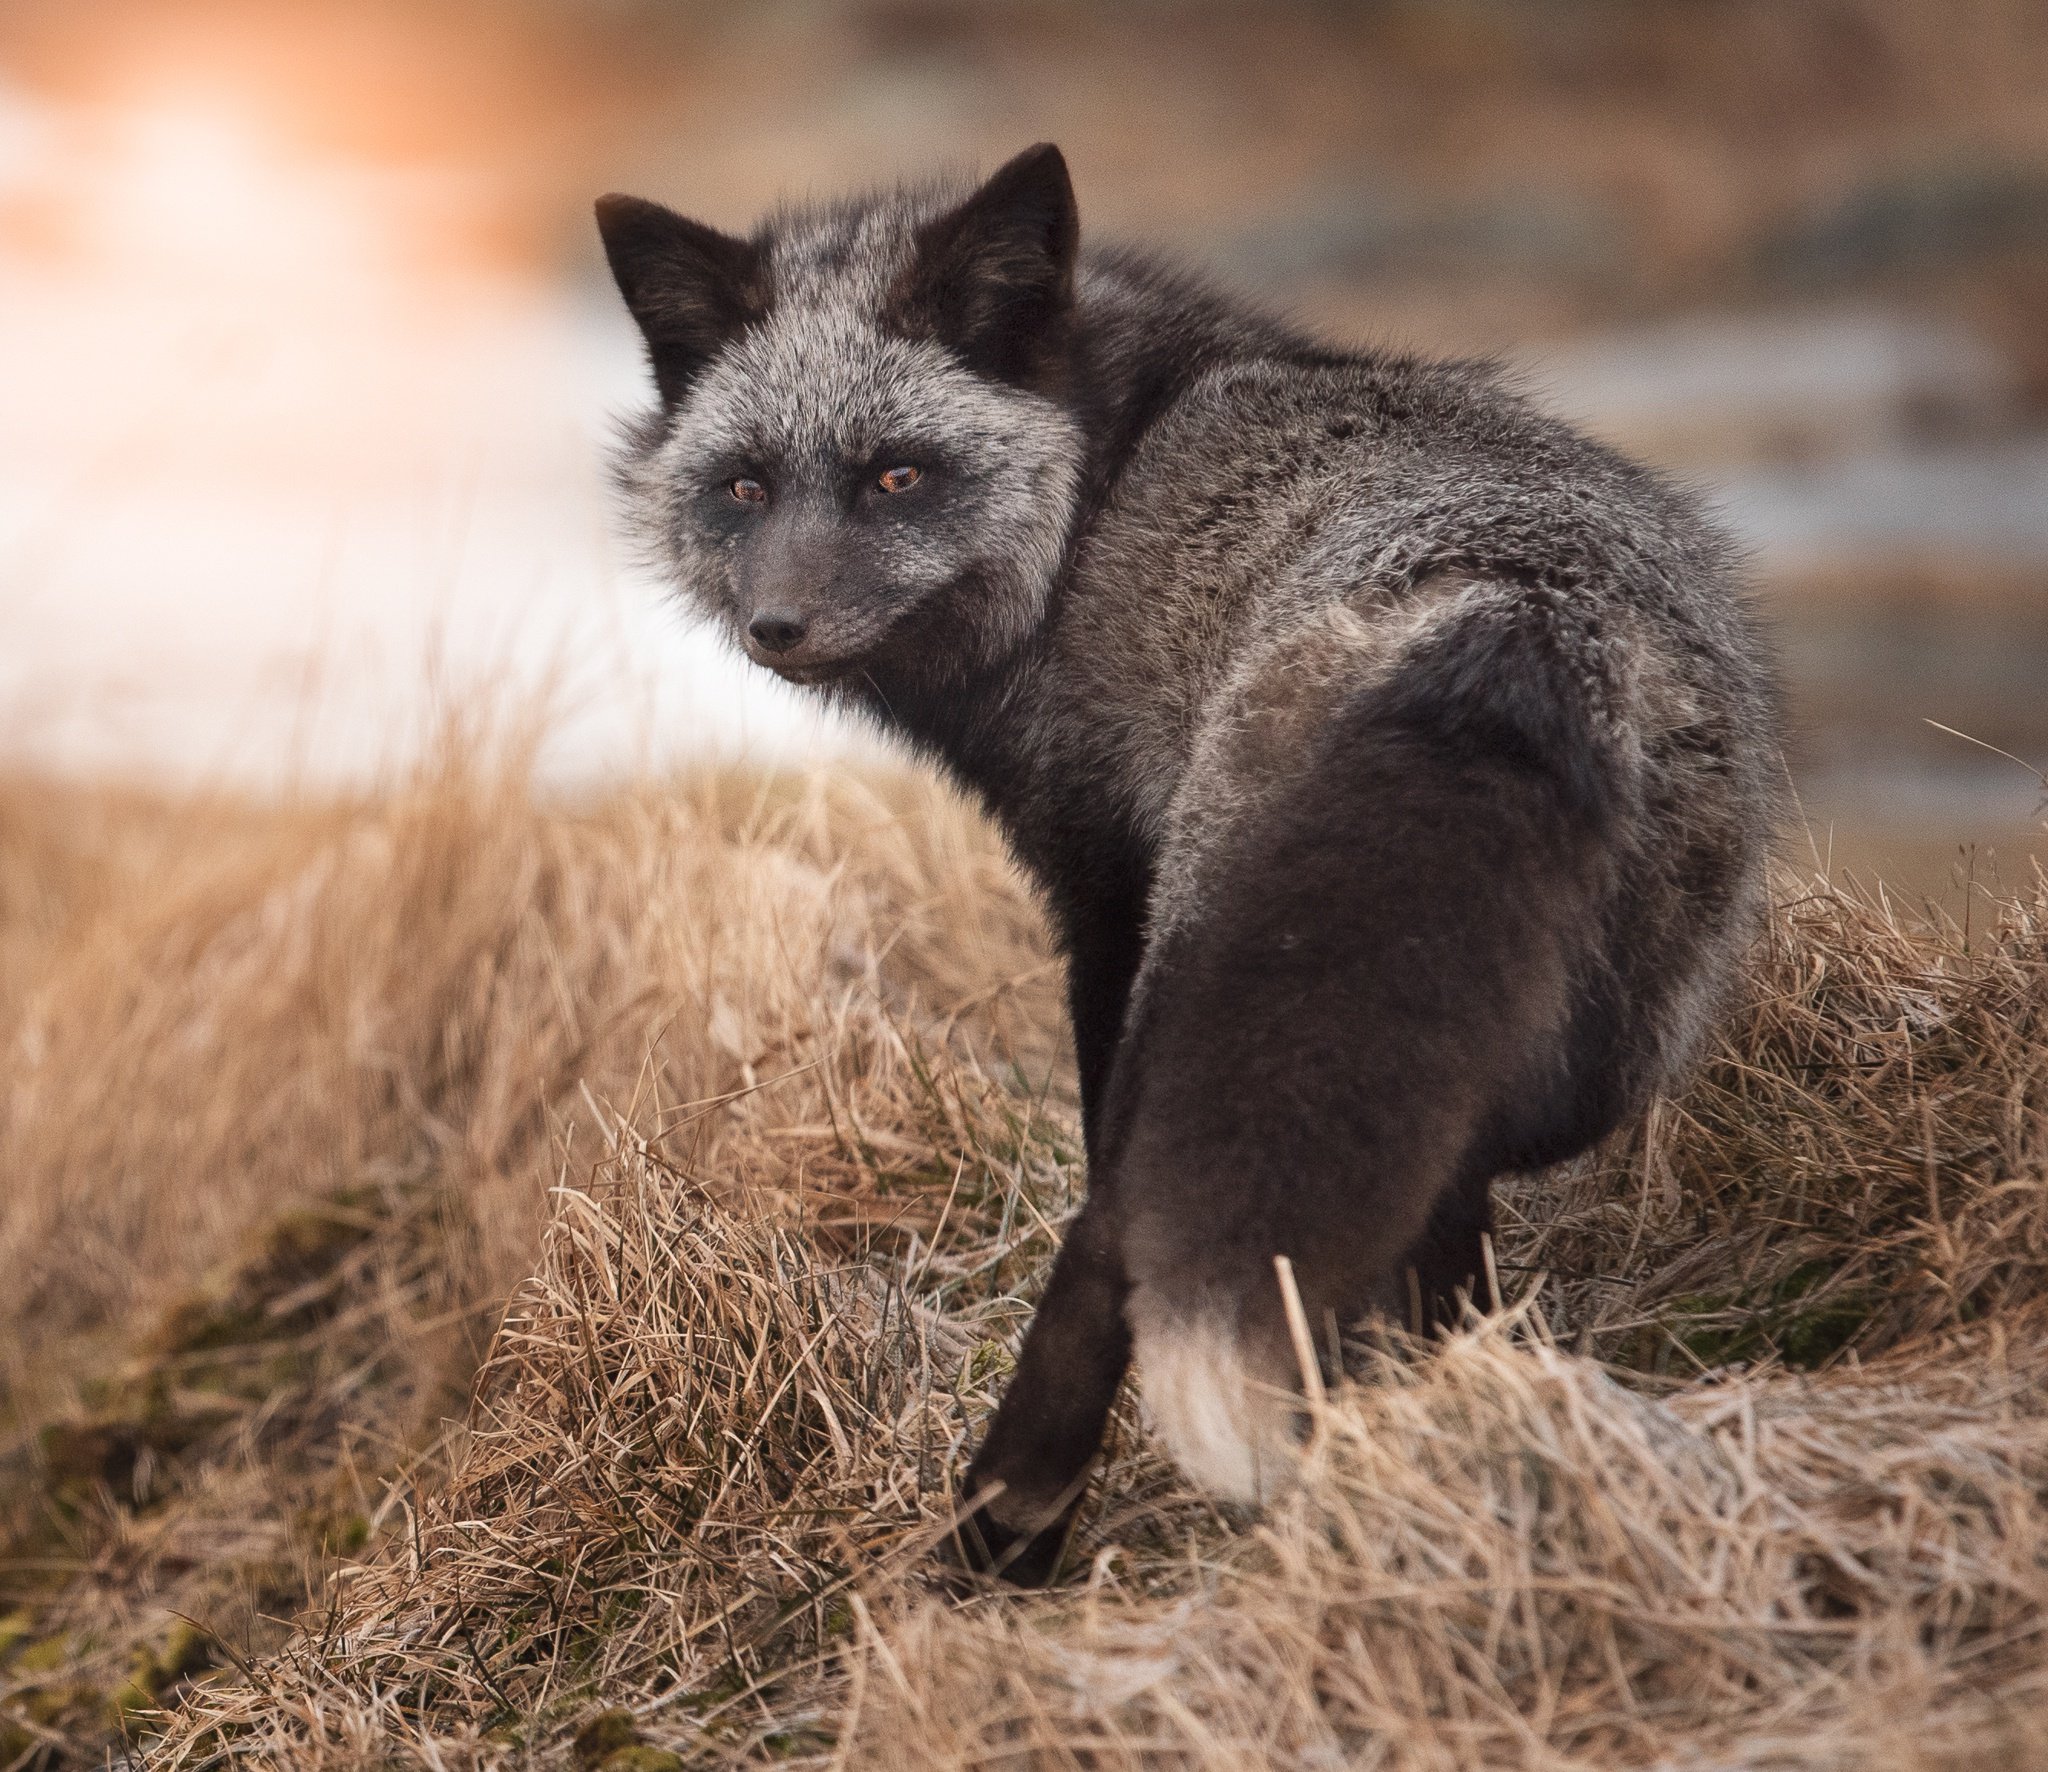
[1,746,2043,1769]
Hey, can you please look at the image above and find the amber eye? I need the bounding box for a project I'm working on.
[730,477,767,504]
[876,464,921,494]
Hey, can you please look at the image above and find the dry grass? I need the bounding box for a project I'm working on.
[0,732,1058,1768]
[2,735,2045,1770]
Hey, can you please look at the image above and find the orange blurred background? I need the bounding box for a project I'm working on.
[3,0,2045,904]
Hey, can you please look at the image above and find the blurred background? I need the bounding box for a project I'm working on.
[2,0,2044,907]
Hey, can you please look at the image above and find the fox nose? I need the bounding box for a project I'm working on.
[747,611,809,654]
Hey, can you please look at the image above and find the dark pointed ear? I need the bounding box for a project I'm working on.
[892,144,1078,384]
[595,194,768,409]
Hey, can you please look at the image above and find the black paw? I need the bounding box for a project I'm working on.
[944,1492,1080,1588]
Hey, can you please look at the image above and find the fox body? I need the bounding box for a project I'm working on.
[597,146,1779,1580]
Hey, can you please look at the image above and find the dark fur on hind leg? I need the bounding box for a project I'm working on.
[1401,1165,1495,1333]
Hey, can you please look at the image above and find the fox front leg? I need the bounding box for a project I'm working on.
[951,1190,1131,1584]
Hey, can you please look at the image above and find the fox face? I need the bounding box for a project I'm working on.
[599,147,1087,688]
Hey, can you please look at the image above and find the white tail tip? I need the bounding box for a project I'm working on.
[1130,1303,1301,1505]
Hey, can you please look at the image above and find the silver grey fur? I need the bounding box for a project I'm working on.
[617,188,1083,680]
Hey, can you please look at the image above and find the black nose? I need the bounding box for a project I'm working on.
[747,611,808,654]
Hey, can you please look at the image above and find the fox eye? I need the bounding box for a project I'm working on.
[730,477,767,504]
[876,464,921,494]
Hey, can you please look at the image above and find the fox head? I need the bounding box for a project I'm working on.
[597,145,1087,690]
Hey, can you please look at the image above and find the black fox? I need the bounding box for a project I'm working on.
[596,145,1779,1581]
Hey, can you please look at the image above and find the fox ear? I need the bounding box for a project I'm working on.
[595,194,767,408]
[895,143,1078,384]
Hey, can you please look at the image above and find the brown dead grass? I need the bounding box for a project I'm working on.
[0,733,1058,1769]
[2,736,2046,1771]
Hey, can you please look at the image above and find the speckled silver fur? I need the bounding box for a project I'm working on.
[597,147,1783,1566]
[616,187,1084,678]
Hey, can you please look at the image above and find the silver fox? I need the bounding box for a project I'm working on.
[596,145,1780,1582]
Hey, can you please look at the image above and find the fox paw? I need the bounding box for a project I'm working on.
[944,1490,1080,1588]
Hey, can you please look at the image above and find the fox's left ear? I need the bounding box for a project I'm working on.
[595,194,767,409]
[894,143,1078,385]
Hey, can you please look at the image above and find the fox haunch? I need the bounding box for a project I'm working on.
[597,145,1781,1584]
